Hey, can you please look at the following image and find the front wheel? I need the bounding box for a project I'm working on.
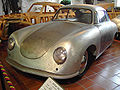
[78,51,91,77]
[80,51,88,73]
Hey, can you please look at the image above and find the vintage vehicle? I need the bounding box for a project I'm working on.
[25,2,63,24]
[0,15,32,42]
[0,18,32,42]
[6,4,118,79]
[0,2,63,42]
[112,15,120,40]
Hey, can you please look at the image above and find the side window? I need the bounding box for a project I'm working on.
[74,9,92,24]
[97,10,109,23]
[30,5,43,12]
[46,5,55,13]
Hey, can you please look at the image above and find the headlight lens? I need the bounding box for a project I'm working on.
[8,37,15,50]
[53,47,67,64]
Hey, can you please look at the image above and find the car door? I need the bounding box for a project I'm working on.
[96,10,115,53]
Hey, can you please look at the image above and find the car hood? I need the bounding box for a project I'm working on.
[20,21,88,59]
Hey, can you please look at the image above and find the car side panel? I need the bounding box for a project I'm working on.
[96,21,117,53]
[55,26,101,75]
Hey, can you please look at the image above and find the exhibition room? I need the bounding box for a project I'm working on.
[1,0,120,89]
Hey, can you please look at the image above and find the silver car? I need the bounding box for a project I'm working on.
[6,4,118,79]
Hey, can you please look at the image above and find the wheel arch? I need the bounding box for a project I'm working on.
[86,44,97,60]
[76,44,97,77]
[114,32,120,40]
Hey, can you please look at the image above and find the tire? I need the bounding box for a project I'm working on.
[57,51,94,84]
[0,38,2,43]
[114,32,120,40]
[78,51,93,77]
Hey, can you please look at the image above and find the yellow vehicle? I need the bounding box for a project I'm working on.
[0,2,63,42]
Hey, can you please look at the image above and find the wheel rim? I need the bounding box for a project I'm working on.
[79,51,88,73]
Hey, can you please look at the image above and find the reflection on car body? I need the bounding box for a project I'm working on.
[6,4,118,79]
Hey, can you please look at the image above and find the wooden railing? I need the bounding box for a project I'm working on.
[108,12,120,19]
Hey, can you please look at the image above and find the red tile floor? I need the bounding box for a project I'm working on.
[0,40,120,90]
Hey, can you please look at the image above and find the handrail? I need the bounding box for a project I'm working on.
[0,61,15,90]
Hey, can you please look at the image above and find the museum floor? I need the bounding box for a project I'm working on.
[0,40,120,90]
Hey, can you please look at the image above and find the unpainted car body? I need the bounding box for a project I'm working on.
[6,4,118,79]
[97,3,120,40]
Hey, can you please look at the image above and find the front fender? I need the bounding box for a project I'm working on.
[49,26,101,75]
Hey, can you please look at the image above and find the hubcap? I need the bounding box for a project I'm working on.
[79,51,88,73]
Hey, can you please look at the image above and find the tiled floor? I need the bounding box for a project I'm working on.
[63,40,120,90]
[0,40,120,90]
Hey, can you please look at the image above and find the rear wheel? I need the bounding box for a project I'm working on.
[0,38,2,43]
[114,32,120,40]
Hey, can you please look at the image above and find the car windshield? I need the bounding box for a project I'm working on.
[53,8,92,24]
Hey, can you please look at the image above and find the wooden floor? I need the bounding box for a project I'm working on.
[0,40,120,90]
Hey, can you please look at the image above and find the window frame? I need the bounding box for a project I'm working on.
[53,8,93,24]
[97,10,110,23]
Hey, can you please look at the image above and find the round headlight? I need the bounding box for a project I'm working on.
[8,37,15,50]
[53,47,67,64]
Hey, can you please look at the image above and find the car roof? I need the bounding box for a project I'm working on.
[27,2,64,12]
[97,3,114,10]
[31,2,63,7]
[97,3,114,12]
[60,4,105,12]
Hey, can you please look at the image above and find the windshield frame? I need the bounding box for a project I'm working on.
[52,8,93,24]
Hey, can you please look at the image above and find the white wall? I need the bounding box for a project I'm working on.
[71,0,83,4]
[0,0,4,15]
[115,0,120,7]
[105,0,112,3]
[0,0,115,15]
[71,0,98,5]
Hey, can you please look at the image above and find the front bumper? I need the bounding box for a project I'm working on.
[6,58,79,79]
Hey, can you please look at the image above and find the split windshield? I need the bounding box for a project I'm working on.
[53,8,92,24]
